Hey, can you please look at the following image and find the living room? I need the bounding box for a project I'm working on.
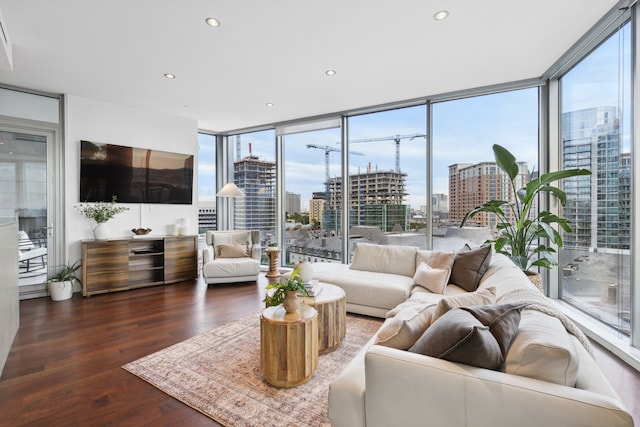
[1,1,639,426]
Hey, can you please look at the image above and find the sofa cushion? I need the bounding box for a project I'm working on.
[202,257,260,278]
[431,286,496,325]
[375,303,436,350]
[412,261,450,294]
[349,243,418,277]
[450,245,492,292]
[408,308,503,369]
[504,310,579,386]
[216,243,249,258]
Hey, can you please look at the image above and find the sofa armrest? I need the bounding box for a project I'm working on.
[203,246,214,264]
[364,345,632,427]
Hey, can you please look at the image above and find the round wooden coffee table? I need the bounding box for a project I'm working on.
[303,282,347,354]
[260,304,318,387]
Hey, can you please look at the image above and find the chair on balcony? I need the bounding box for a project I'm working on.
[202,230,261,284]
[18,230,47,273]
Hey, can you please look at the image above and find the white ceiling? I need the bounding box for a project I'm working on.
[0,0,620,132]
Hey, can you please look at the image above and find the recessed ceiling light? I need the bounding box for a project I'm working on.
[266,102,275,107]
[433,10,449,21]
[325,70,336,76]
[164,73,176,79]
[205,17,221,27]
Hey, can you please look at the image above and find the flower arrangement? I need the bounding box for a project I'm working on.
[76,196,129,223]
[263,268,310,307]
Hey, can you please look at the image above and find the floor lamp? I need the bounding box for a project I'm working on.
[216,182,245,230]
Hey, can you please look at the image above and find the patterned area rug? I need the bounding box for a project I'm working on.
[123,310,382,427]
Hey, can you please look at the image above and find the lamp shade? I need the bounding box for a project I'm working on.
[216,182,245,198]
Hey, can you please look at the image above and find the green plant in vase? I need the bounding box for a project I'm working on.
[264,269,310,313]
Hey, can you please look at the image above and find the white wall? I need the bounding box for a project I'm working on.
[64,95,198,264]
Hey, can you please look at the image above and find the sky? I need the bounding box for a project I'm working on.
[198,22,630,212]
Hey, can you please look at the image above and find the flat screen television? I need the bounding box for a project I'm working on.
[80,140,194,204]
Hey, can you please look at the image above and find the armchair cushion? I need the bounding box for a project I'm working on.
[216,243,250,258]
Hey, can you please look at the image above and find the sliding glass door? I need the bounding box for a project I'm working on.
[0,126,53,295]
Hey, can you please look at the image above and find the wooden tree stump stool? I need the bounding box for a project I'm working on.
[260,304,318,387]
[303,283,347,354]
[266,248,280,278]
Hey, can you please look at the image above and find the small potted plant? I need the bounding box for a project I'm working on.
[47,260,82,301]
[76,195,129,240]
[263,269,310,313]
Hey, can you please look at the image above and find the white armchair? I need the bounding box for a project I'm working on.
[202,230,261,284]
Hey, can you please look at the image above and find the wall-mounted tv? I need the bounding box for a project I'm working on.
[80,140,194,204]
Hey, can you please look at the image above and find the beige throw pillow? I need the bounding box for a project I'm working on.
[216,243,250,258]
[376,303,436,350]
[413,261,450,294]
[430,286,497,325]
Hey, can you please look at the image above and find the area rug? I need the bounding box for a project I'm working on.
[123,310,382,427]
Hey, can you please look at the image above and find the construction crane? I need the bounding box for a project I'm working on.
[350,133,426,172]
[306,144,363,203]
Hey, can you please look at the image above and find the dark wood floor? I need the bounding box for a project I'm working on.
[1,275,639,426]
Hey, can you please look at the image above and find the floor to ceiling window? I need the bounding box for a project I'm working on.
[431,89,539,252]
[197,132,216,233]
[283,123,342,266]
[347,105,427,259]
[559,21,632,336]
[230,129,276,250]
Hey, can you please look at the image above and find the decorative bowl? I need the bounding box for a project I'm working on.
[131,227,152,235]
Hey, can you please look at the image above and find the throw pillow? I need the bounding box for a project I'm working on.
[431,286,496,325]
[449,245,492,292]
[376,303,436,350]
[216,243,249,258]
[459,302,527,358]
[408,308,503,370]
[412,261,450,294]
[415,250,455,271]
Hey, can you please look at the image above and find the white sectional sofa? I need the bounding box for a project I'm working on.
[311,242,633,427]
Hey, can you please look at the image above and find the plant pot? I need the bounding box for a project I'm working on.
[282,290,300,313]
[48,280,74,301]
[526,271,543,293]
[93,222,111,240]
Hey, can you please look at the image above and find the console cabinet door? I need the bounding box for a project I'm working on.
[164,236,197,284]
[82,240,129,296]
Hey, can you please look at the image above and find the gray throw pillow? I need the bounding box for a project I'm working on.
[409,303,525,370]
[409,308,503,369]
[449,245,492,292]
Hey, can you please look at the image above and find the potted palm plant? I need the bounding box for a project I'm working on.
[263,269,310,313]
[461,144,591,288]
[47,260,82,301]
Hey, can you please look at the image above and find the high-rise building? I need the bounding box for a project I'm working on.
[233,154,276,234]
[198,205,216,233]
[309,192,325,228]
[324,170,409,232]
[562,106,629,250]
[449,161,529,227]
[286,191,301,215]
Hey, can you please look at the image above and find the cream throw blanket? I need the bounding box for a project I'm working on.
[498,288,595,359]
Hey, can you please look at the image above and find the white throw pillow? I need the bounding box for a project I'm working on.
[430,286,497,325]
[413,261,450,294]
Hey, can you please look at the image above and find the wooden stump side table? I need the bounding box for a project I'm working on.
[260,304,318,387]
[303,283,347,354]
